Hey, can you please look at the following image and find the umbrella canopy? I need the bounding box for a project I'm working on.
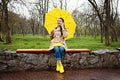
[44,8,76,40]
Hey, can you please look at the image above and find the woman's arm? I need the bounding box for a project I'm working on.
[62,29,68,38]
[60,23,68,38]
[50,30,54,40]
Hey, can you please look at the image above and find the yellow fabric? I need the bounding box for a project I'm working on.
[56,61,64,73]
[53,43,62,46]
[59,61,64,73]
[56,62,60,71]
[44,8,76,40]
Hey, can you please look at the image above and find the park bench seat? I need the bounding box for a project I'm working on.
[16,49,92,53]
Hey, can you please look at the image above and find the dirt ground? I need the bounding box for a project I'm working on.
[0,68,120,80]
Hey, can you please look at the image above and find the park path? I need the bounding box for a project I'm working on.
[0,69,120,80]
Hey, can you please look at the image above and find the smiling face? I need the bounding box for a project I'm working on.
[57,18,64,27]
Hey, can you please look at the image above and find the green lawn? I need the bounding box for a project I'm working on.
[0,34,120,50]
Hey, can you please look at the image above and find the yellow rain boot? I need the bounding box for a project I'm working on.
[59,61,64,73]
[56,62,60,71]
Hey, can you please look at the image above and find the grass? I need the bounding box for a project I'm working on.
[0,34,120,51]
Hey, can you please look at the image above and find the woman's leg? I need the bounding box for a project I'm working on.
[53,46,64,73]
[53,46,61,60]
[53,46,61,72]
[58,46,65,73]
[59,46,65,59]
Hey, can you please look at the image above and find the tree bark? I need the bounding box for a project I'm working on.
[0,3,4,42]
[0,28,3,42]
[59,0,63,9]
[3,0,11,44]
[104,0,110,46]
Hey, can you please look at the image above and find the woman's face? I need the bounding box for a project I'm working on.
[57,19,63,27]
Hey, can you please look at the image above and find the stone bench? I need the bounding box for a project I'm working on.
[0,49,120,71]
[16,49,92,53]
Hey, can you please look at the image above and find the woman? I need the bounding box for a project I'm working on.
[49,18,68,73]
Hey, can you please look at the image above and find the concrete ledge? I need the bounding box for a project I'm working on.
[16,49,92,53]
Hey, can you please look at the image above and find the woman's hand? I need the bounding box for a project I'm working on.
[60,23,65,30]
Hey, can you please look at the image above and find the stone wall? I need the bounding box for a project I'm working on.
[0,49,120,71]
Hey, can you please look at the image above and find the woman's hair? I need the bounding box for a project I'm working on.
[58,17,64,36]
[59,17,64,23]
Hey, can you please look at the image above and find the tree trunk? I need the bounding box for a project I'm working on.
[104,0,110,46]
[0,5,3,42]
[0,0,3,42]
[3,0,11,44]
[0,28,3,42]
[100,22,103,43]
[30,19,35,35]
[59,0,63,9]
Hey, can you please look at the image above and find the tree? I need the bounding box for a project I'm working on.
[109,0,119,42]
[88,0,119,46]
[31,0,49,36]
[72,10,83,36]
[2,0,11,44]
[51,0,69,10]
[0,2,4,42]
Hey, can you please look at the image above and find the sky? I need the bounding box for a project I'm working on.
[8,0,88,18]
[8,0,120,18]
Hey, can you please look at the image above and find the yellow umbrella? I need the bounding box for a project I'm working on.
[44,8,76,40]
